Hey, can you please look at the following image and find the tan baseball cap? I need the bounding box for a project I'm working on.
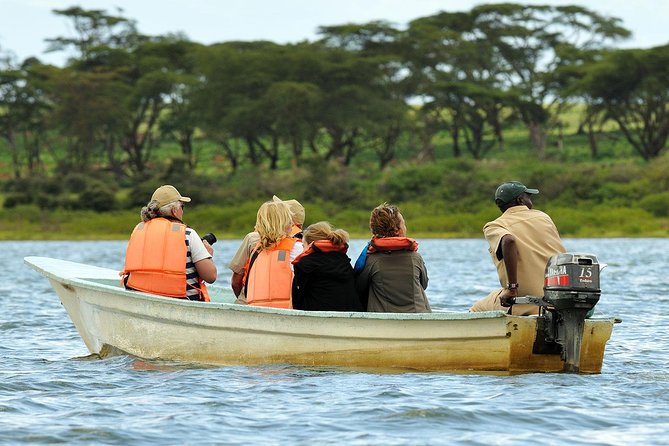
[151,185,191,208]
[272,195,305,225]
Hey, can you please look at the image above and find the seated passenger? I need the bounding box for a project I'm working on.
[228,195,305,304]
[292,221,363,312]
[244,200,304,309]
[470,181,566,315]
[355,203,431,313]
[121,185,217,301]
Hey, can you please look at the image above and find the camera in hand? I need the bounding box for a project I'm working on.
[201,233,217,245]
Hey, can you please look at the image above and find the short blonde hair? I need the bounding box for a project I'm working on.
[369,203,402,238]
[255,201,293,250]
[303,221,349,246]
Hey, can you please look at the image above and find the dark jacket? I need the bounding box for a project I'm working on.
[292,248,363,312]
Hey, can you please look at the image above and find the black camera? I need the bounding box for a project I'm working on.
[201,232,217,245]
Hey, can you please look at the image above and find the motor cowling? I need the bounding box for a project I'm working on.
[542,253,602,372]
[543,253,601,311]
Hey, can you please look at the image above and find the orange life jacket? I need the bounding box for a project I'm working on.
[368,236,419,254]
[120,218,210,301]
[292,239,348,264]
[245,237,297,309]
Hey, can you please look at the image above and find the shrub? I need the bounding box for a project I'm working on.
[63,173,91,192]
[639,192,669,217]
[3,192,32,208]
[35,193,59,210]
[379,162,444,203]
[297,161,362,205]
[78,181,117,212]
[124,180,163,209]
[59,194,82,210]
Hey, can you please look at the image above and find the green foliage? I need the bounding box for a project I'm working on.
[0,5,668,239]
[78,181,117,212]
[550,206,663,237]
[35,193,59,210]
[188,202,262,234]
[320,209,372,235]
[3,193,32,208]
[1,174,120,211]
[639,192,669,217]
[298,160,364,205]
[379,162,443,202]
[63,173,91,192]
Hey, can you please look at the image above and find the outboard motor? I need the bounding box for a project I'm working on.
[543,253,601,372]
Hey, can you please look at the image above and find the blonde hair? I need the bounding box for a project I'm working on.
[140,200,180,222]
[255,201,293,250]
[303,221,349,246]
[369,203,402,237]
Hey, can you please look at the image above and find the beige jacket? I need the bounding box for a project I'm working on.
[472,205,566,315]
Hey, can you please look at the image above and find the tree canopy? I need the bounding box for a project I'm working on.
[1,2,667,194]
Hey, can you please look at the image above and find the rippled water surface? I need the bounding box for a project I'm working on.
[2,239,669,445]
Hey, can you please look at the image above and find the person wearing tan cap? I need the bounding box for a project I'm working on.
[228,195,305,303]
[470,181,566,315]
[272,195,304,238]
[121,185,217,301]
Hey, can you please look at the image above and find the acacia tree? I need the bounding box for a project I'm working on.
[158,40,206,170]
[196,40,405,170]
[573,45,669,160]
[193,44,243,171]
[46,64,128,172]
[44,8,197,175]
[45,6,140,62]
[0,56,52,178]
[471,3,630,156]
[194,42,291,170]
[44,7,139,174]
[317,24,411,167]
[261,80,321,167]
[120,36,200,174]
[402,11,512,159]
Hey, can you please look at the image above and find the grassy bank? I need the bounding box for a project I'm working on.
[2,201,667,241]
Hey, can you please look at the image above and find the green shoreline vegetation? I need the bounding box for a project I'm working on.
[2,147,668,240]
[2,5,668,240]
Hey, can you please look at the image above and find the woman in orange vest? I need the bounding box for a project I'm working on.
[244,200,304,308]
[292,221,362,311]
[121,185,217,301]
[228,195,305,304]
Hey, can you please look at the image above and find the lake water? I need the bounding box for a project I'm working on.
[2,238,669,445]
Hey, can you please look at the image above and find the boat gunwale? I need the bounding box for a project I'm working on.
[24,256,619,323]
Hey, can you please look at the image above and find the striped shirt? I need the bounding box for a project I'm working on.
[185,228,212,300]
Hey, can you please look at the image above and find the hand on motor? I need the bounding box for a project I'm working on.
[499,288,518,307]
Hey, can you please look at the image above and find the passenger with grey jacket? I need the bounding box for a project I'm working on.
[355,203,431,313]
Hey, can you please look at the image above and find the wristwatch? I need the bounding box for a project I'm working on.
[506,283,519,290]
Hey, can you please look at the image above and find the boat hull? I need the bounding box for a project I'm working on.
[27,256,615,373]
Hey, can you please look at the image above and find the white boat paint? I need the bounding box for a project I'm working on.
[24,256,616,373]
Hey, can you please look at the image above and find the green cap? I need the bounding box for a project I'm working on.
[494,181,539,205]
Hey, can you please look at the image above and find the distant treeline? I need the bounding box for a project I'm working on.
[1,3,669,186]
